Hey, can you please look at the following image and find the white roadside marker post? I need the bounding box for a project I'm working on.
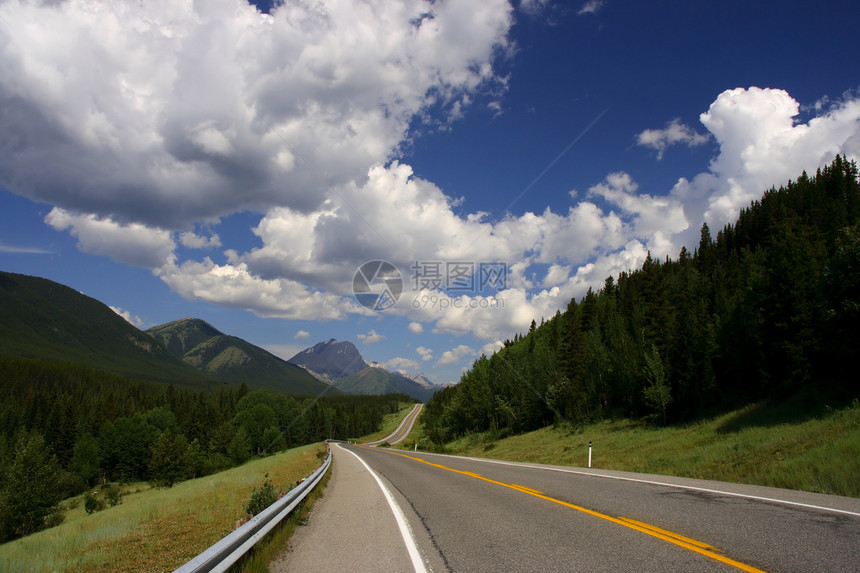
[588,441,592,468]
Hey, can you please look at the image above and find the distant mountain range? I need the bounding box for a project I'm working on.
[0,271,332,395]
[288,338,440,402]
[147,318,334,396]
[0,270,441,400]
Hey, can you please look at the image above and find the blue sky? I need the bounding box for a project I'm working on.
[1,0,859,385]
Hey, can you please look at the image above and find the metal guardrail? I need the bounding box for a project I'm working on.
[174,448,332,573]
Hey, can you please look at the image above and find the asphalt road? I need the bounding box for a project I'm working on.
[280,444,860,572]
[365,403,424,446]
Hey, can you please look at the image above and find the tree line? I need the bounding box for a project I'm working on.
[423,156,860,444]
[0,356,410,541]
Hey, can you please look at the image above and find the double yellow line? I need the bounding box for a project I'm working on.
[364,447,766,573]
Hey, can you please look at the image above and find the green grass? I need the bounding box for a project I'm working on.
[354,402,416,444]
[0,443,327,573]
[438,399,860,498]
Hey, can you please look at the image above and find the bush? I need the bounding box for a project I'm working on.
[104,484,123,507]
[84,491,106,514]
[245,473,277,516]
[44,507,66,528]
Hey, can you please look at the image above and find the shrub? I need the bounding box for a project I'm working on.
[84,491,106,514]
[245,473,277,516]
[104,484,123,507]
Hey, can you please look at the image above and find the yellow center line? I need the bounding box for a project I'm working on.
[361,447,766,573]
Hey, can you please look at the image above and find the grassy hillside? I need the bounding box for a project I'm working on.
[0,443,327,573]
[0,272,209,385]
[424,398,860,498]
[147,318,334,396]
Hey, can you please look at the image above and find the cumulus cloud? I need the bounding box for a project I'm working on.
[157,257,366,320]
[357,329,385,345]
[637,118,710,160]
[0,0,513,232]
[110,306,144,328]
[436,344,477,367]
[408,321,424,333]
[45,208,175,269]
[690,87,860,230]
[416,346,434,361]
[294,330,311,340]
[179,231,222,249]
[6,2,860,372]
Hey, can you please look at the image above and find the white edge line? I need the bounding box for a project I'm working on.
[337,444,428,573]
[411,451,860,518]
[367,403,423,446]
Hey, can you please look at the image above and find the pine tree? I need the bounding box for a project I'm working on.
[0,432,62,540]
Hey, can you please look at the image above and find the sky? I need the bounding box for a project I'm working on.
[1,0,859,385]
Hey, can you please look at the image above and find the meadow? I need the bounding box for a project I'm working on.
[0,443,326,573]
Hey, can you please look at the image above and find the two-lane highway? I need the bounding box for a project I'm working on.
[276,443,860,572]
[365,403,423,446]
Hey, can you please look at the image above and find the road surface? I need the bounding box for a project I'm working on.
[274,444,860,572]
[364,403,423,446]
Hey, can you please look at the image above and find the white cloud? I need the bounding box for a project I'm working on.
[7,1,859,359]
[408,321,424,334]
[695,87,860,229]
[294,330,311,340]
[416,346,434,361]
[578,0,605,15]
[357,329,385,345]
[0,242,53,255]
[436,344,477,367]
[45,208,175,269]
[480,340,504,356]
[157,257,366,320]
[179,231,222,249]
[0,0,513,230]
[385,357,420,372]
[637,118,710,160]
[110,306,144,328]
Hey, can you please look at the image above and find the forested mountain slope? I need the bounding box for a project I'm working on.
[423,156,860,443]
[0,272,207,384]
[147,318,333,396]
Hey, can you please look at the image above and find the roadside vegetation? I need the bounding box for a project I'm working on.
[0,442,326,573]
[433,398,860,498]
[423,158,860,490]
[355,401,417,444]
[0,355,407,543]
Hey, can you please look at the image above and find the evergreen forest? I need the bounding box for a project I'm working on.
[423,156,860,444]
[0,355,408,541]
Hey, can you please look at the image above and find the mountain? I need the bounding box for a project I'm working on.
[333,366,437,402]
[0,271,209,384]
[287,339,369,381]
[402,372,435,389]
[147,318,334,396]
[289,339,439,402]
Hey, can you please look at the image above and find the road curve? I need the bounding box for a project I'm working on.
[365,403,423,446]
[278,444,860,572]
